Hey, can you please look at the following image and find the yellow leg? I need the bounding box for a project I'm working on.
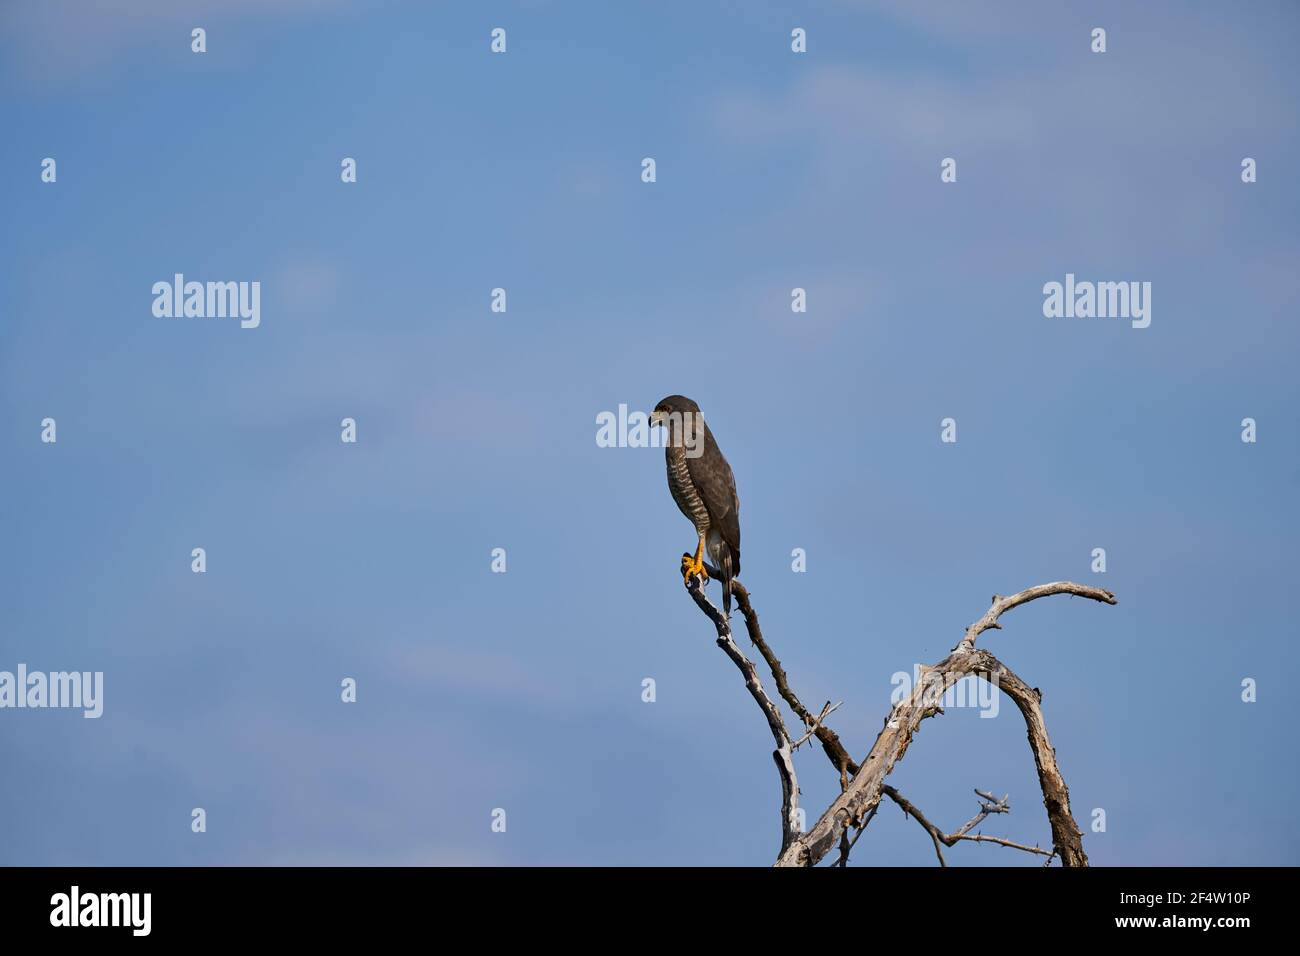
[681,533,709,584]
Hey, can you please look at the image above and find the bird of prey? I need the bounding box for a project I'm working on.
[649,395,741,615]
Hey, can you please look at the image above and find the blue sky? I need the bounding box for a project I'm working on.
[1,0,1297,865]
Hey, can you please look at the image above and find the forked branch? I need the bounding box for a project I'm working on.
[881,786,1054,866]
[680,569,1115,868]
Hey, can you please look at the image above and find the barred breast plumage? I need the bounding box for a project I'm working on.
[666,445,711,535]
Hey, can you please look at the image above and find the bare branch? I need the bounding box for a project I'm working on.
[952,789,1010,839]
[774,582,1116,868]
[729,580,860,783]
[976,654,1090,866]
[957,582,1116,652]
[792,700,843,750]
[881,786,1053,866]
[835,803,876,867]
[957,833,1055,856]
[683,573,801,854]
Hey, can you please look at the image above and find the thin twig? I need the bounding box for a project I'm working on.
[881,786,1052,866]
[727,578,860,782]
[792,700,843,750]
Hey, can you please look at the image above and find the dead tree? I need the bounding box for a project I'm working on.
[682,568,1116,867]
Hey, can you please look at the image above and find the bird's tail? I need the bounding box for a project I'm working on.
[720,547,735,617]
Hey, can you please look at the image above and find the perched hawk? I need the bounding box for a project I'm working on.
[649,395,741,615]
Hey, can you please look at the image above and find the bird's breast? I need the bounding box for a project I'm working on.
[666,447,711,534]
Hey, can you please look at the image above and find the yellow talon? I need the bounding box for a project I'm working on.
[681,537,708,584]
[681,553,708,583]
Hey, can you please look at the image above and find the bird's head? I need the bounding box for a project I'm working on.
[649,395,700,427]
[650,395,705,456]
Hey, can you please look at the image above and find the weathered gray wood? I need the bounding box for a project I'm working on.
[684,574,800,854]
[772,582,1115,867]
